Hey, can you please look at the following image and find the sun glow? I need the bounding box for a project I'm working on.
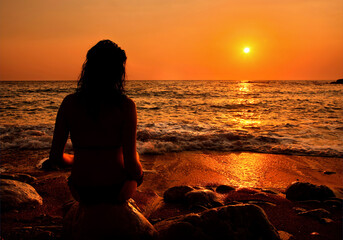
[243,47,250,54]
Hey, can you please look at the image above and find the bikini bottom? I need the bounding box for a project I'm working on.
[68,176,124,205]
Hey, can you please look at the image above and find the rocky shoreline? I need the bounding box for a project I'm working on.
[1,150,342,239]
[1,174,342,239]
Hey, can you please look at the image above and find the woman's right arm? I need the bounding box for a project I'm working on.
[118,98,143,202]
[121,98,143,185]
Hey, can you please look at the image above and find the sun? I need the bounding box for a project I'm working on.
[243,47,250,54]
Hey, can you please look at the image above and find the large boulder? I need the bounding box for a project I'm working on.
[185,189,222,209]
[285,182,335,201]
[0,179,43,211]
[216,185,235,193]
[163,186,194,203]
[164,186,222,210]
[154,204,280,240]
[63,200,157,240]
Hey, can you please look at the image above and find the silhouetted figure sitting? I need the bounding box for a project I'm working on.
[48,40,155,239]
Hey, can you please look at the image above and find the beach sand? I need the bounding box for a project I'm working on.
[140,151,343,197]
[1,150,342,239]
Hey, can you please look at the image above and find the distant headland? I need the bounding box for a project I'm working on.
[330,79,343,84]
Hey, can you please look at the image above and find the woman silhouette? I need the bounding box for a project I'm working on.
[49,40,143,204]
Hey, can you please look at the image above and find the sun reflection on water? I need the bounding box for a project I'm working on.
[238,81,250,93]
[235,81,262,128]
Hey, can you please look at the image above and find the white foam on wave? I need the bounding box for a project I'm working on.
[0,125,73,150]
[135,125,343,157]
[1,123,342,158]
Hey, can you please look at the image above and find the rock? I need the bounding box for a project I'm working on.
[161,221,205,239]
[236,187,260,194]
[189,204,209,212]
[185,189,220,209]
[324,199,342,208]
[328,197,343,203]
[278,231,294,240]
[34,214,63,224]
[37,158,71,171]
[261,188,279,194]
[254,192,269,197]
[7,226,62,240]
[37,158,58,171]
[323,171,336,175]
[63,200,157,240]
[285,182,335,201]
[225,200,242,205]
[248,201,276,207]
[0,179,43,211]
[0,164,17,173]
[216,185,235,193]
[204,185,215,191]
[154,204,280,240]
[319,218,334,224]
[32,230,54,240]
[163,186,194,203]
[298,208,331,219]
[298,200,321,205]
[0,173,37,184]
[292,207,306,213]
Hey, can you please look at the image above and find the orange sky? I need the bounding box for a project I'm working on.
[0,0,342,80]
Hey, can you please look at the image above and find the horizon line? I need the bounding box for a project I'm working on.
[0,79,340,82]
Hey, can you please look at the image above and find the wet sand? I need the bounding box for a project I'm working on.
[139,151,343,197]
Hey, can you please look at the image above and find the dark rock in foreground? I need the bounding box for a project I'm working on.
[154,204,280,240]
[278,231,294,240]
[63,200,157,240]
[285,182,335,201]
[323,171,336,175]
[0,179,43,211]
[37,158,72,171]
[5,226,63,240]
[216,185,235,193]
[185,189,222,209]
[164,186,223,210]
[298,208,331,220]
[0,173,37,183]
[163,186,194,203]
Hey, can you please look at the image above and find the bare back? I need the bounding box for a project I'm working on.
[50,93,141,188]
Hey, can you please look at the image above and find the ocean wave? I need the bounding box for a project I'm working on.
[136,129,342,157]
[210,103,261,110]
[137,106,160,110]
[1,124,341,158]
[1,81,342,158]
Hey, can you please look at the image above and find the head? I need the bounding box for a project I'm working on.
[77,40,127,100]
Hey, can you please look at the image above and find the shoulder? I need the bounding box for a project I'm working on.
[61,93,79,106]
[62,93,76,103]
[59,94,77,112]
[121,96,137,120]
[121,95,136,110]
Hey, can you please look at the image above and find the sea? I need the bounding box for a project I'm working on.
[0,80,342,157]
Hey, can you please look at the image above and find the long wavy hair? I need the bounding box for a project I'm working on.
[76,40,127,114]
